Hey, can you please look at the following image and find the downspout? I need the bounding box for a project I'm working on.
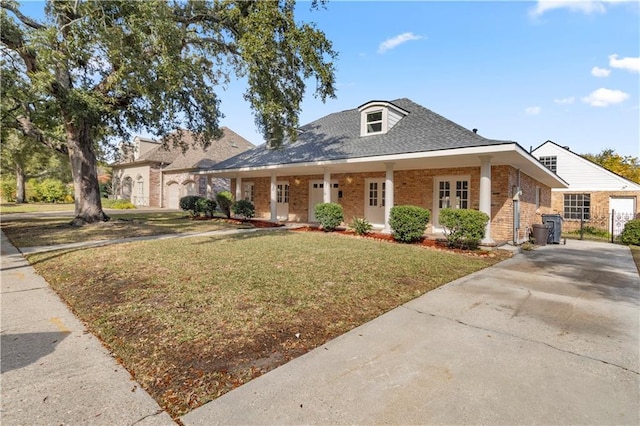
[512,169,521,244]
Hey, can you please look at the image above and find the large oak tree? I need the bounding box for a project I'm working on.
[1,0,336,224]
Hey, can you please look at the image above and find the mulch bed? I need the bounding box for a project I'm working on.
[292,226,500,257]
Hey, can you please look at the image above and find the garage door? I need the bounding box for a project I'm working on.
[610,197,635,236]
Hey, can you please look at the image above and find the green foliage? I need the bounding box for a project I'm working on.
[350,217,373,236]
[389,205,431,243]
[232,199,255,220]
[620,219,640,245]
[566,226,610,238]
[102,199,136,209]
[582,149,640,184]
[439,208,489,249]
[314,203,344,231]
[216,191,233,219]
[1,0,337,221]
[33,178,69,203]
[196,198,217,218]
[0,177,17,202]
[179,195,201,217]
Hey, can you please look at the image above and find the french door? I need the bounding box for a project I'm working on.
[433,176,470,231]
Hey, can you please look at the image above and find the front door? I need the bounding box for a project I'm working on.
[167,183,179,209]
[309,180,339,222]
[364,178,385,226]
[276,181,289,221]
[433,176,470,232]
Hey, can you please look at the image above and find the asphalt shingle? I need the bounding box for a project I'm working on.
[208,98,513,171]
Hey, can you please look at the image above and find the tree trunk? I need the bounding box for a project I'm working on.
[15,163,25,204]
[65,119,109,225]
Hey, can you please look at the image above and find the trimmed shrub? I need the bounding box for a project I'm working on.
[232,199,255,220]
[216,191,233,218]
[179,195,201,217]
[102,198,136,209]
[314,202,344,231]
[389,205,430,243]
[439,208,489,249]
[350,217,373,236]
[620,219,640,245]
[35,178,69,203]
[196,198,217,218]
[0,177,16,202]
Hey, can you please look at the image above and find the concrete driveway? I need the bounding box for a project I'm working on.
[182,239,640,425]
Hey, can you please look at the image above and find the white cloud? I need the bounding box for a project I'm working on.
[609,54,640,73]
[530,1,606,17]
[529,0,631,17]
[582,88,629,107]
[377,32,423,54]
[591,66,611,77]
[554,96,575,104]
[525,106,541,115]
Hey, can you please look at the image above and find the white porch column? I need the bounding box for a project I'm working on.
[235,175,242,201]
[383,162,394,233]
[270,172,277,222]
[323,168,331,203]
[479,156,495,246]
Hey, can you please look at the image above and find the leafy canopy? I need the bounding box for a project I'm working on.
[1,0,337,149]
[582,149,640,184]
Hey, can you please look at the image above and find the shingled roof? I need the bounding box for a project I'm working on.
[116,127,254,169]
[208,98,513,171]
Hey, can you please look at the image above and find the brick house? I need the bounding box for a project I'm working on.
[111,128,253,208]
[532,140,640,236]
[199,99,568,245]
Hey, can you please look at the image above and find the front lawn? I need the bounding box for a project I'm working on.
[25,231,511,419]
[0,212,245,247]
[0,202,74,214]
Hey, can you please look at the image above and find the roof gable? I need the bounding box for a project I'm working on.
[531,140,640,191]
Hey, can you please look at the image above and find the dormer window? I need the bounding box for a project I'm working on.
[366,111,383,134]
[358,100,409,137]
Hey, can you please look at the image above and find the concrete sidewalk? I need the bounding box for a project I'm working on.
[0,231,175,425]
[182,239,640,425]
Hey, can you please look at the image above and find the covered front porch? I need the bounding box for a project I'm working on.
[199,144,560,244]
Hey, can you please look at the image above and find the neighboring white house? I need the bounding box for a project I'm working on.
[531,140,640,236]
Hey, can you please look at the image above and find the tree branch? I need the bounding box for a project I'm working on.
[0,1,46,29]
[15,116,68,155]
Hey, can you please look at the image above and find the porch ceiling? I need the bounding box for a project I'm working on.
[201,143,568,189]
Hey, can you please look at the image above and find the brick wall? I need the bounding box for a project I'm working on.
[551,190,640,232]
[232,165,553,242]
[149,166,161,207]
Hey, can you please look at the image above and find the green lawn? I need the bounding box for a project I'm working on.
[0,211,249,247]
[16,226,510,419]
[0,202,75,214]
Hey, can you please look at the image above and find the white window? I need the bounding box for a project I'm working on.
[243,182,254,202]
[277,183,289,203]
[535,186,541,210]
[366,111,383,134]
[539,156,557,173]
[564,193,590,220]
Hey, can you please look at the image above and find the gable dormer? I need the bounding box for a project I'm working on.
[133,136,161,160]
[358,101,409,137]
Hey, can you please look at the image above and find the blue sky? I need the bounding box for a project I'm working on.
[17,0,640,157]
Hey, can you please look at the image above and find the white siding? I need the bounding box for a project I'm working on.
[532,142,640,192]
[388,107,403,130]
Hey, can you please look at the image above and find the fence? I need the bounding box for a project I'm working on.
[562,209,636,243]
